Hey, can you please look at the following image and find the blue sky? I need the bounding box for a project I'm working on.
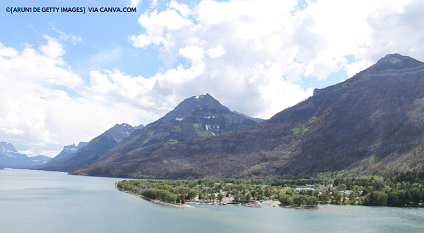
[1,0,423,157]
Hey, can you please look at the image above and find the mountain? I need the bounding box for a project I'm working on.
[36,123,142,172]
[70,94,262,177]
[48,142,89,163]
[233,111,265,123]
[0,142,51,167]
[70,54,424,179]
[29,155,52,164]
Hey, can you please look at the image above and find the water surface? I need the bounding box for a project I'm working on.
[1,169,423,232]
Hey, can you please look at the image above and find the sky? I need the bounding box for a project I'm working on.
[1,0,424,157]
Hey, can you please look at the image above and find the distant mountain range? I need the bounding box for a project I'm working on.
[0,142,51,167]
[34,123,142,172]
[33,94,263,174]
[23,53,424,179]
[67,54,424,179]
[48,142,89,163]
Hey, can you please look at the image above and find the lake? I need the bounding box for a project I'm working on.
[1,169,424,232]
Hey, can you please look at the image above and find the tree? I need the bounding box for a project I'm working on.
[337,184,347,191]
[246,193,252,202]
[405,190,412,204]
[362,191,387,206]
[320,191,330,203]
[214,184,220,193]
[278,194,293,206]
[349,194,357,205]
[293,195,305,207]
[264,188,271,197]
[188,189,198,200]
[210,193,216,203]
[306,190,314,196]
[305,196,318,206]
[411,188,422,204]
[218,193,224,203]
[331,192,342,204]
[170,194,178,203]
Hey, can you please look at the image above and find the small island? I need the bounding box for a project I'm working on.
[117,168,424,208]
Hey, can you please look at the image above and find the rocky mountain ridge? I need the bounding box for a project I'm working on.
[35,94,261,174]
[64,94,262,176]
[35,123,142,172]
[0,142,51,167]
[70,54,424,179]
[48,142,89,163]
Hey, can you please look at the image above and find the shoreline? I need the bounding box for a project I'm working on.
[118,188,289,209]
[119,189,195,208]
[119,189,327,209]
[283,205,324,209]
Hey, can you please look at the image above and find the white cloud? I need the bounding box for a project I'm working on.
[159,48,176,67]
[84,69,177,118]
[0,39,143,157]
[127,0,424,119]
[359,0,424,67]
[128,0,315,118]
[129,9,192,48]
[206,44,225,58]
[39,35,66,58]
[51,25,83,45]
[0,42,18,57]
[169,0,191,17]
[129,0,142,8]
[179,45,204,60]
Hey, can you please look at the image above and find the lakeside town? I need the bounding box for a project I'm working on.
[118,181,354,208]
[116,169,424,208]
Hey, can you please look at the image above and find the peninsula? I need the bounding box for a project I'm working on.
[117,168,424,208]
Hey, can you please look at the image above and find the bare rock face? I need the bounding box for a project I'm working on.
[72,54,424,179]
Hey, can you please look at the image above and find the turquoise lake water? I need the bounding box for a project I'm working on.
[1,169,424,232]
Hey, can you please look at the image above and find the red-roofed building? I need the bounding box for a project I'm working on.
[281,189,290,193]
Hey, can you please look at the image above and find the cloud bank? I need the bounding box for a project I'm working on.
[2,0,424,156]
